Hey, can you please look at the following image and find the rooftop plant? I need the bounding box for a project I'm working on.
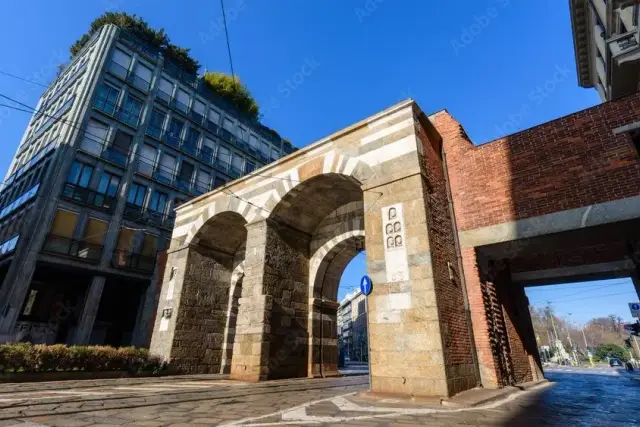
[202,72,260,121]
[70,12,200,74]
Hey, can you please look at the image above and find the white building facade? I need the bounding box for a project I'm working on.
[570,0,640,101]
[337,290,368,363]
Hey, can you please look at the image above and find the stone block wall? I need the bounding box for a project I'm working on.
[169,246,234,374]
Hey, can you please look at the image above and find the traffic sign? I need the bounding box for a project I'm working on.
[630,303,640,318]
[360,275,373,296]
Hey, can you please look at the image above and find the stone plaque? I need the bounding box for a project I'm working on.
[381,203,409,282]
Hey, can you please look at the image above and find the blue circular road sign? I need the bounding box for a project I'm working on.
[632,303,640,311]
[360,275,373,296]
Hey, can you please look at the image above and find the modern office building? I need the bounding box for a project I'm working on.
[570,0,640,101]
[337,290,368,362]
[0,23,295,346]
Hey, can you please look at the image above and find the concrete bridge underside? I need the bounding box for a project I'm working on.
[151,94,640,397]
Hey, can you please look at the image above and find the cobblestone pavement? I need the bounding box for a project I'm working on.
[0,368,637,426]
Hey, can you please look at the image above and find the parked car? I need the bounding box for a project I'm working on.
[609,358,623,367]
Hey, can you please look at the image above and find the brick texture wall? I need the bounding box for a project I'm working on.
[417,118,477,394]
[433,92,640,232]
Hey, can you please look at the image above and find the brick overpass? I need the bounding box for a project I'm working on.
[150,92,640,397]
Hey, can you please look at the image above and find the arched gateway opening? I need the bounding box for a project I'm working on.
[151,211,247,374]
[262,173,365,379]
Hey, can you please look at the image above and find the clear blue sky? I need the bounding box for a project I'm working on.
[2,1,631,323]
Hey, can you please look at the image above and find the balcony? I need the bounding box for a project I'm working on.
[147,211,175,230]
[156,89,171,105]
[123,203,145,222]
[146,123,163,140]
[101,146,129,167]
[127,72,151,93]
[198,147,214,165]
[609,31,640,65]
[107,61,151,93]
[42,234,103,263]
[111,250,156,273]
[61,183,117,213]
[191,110,204,124]
[172,99,189,115]
[94,96,140,129]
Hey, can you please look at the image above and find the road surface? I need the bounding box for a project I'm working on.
[0,366,637,426]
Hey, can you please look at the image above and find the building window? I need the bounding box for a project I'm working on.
[223,118,235,133]
[122,95,143,125]
[111,49,132,78]
[49,209,79,239]
[245,161,255,173]
[175,89,190,113]
[138,144,158,175]
[271,148,280,161]
[167,117,184,146]
[148,108,166,138]
[95,84,120,115]
[214,177,226,188]
[67,161,93,188]
[158,78,173,100]
[83,217,108,246]
[97,172,120,197]
[218,145,230,167]
[178,161,194,185]
[132,63,153,91]
[148,190,169,214]
[238,126,247,142]
[208,109,220,124]
[127,182,147,207]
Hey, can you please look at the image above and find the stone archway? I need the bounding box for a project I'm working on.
[149,210,247,374]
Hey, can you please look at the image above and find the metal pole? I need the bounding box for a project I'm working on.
[364,295,372,390]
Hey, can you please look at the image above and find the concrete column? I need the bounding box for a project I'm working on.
[71,275,106,345]
[0,257,37,341]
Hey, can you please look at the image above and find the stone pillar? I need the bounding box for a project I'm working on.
[308,298,340,378]
[365,173,451,397]
[150,245,235,373]
[230,219,311,381]
[230,220,272,382]
[71,276,106,345]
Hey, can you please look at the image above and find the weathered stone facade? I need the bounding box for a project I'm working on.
[150,93,640,397]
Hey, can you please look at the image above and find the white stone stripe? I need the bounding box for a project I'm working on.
[357,134,417,167]
[367,108,411,130]
[323,151,335,174]
[361,117,414,145]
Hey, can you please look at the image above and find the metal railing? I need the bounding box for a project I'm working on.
[94,96,140,128]
[42,234,103,263]
[107,61,151,93]
[123,203,145,221]
[61,183,117,213]
[111,250,156,273]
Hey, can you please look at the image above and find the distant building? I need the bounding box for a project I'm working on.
[0,23,295,346]
[570,0,640,101]
[337,290,368,362]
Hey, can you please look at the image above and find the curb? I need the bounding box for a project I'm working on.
[443,379,550,408]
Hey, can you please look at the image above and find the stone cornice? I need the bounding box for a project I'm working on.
[569,0,594,88]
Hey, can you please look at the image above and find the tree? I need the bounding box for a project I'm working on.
[594,343,628,362]
[202,72,260,121]
[69,12,199,73]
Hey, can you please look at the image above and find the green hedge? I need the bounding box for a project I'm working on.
[0,344,167,374]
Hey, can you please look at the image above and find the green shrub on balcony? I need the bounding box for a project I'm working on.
[0,343,167,373]
[70,12,200,74]
[202,72,260,121]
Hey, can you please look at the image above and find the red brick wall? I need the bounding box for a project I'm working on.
[416,118,477,395]
[433,92,640,232]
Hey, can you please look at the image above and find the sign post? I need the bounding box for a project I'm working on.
[360,275,373,389]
